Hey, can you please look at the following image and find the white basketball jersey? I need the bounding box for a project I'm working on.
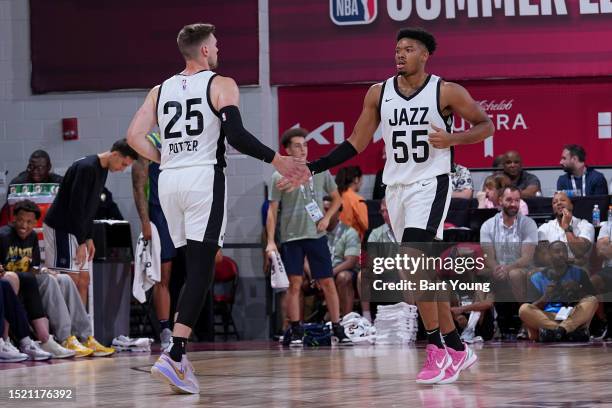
[157,70,225,170]
[380,74,453,186]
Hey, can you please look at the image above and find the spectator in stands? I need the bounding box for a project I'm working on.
[480,186,538,338]
[591,219,612,295]
[557,144,608,196]
[537,192,594,269]
[519,241,597,342]
[0,200,114,357]
[492,154,505,169]
[477,173,529,215]
[8,150,63,188]
[0,279,44,362]
[502,151,541,198]
[322,196,360,317]
[43,139,138,306]
[361,198,397,322]
[266,127,350,345]
[335,166,369,241]
[451,163,473,199]
[450,269,495,343]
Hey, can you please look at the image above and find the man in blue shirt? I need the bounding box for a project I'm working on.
[519,241,597,342]
[557,144,608,196]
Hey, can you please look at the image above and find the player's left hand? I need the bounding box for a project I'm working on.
[86,239,96,262]
[272,154,310,188]
[428,125,454,149]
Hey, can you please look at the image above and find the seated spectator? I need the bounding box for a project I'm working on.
[519,241,598,342]
[335,166,368,241]
[451,163,474,199]
[0,278,49,361]
[502,151,541,198]
[322,196,360,317]
[8,150,63,188]
[450,273,495,343]
[477,173,529,215]
[537,192,594,269]
[557,144,608,196]
[0,200,114,357]
[591,220,612,296]
[361,198,397,322]
[480,186,538,337]
[492,154,505,169]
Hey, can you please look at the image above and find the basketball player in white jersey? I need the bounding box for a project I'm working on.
[126,23,309,394]
[291,28,495,384]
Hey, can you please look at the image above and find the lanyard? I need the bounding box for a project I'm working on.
[299,177,316,201]
[385,225,397,243]
[570,174,586,196]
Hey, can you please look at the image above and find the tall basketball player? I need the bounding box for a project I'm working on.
[292,28,494,384]
[126,23,309,394]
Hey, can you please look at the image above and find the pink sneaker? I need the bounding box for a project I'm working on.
[437,344,478,385]
[416,344,451,384]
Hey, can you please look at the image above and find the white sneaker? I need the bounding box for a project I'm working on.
[160,328,173,350]
[0,338,28,362]
[40,336,76,359]
[20,337,53,361]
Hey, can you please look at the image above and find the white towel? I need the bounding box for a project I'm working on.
[132,222,161,303]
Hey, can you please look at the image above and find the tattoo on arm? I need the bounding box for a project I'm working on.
[131,157,150,223]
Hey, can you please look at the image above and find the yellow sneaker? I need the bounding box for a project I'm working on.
[84,336,115,357]
[62,336,94,358]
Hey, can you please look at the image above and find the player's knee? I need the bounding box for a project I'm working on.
[335,271,353,287]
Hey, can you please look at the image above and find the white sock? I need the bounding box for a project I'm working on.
[466,311,481,332]
[19,337,33,348]
[363,310,372,322]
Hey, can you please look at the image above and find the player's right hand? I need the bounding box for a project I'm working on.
[265,242,278,257]
[272,154,310,187]
[142,221,152,241]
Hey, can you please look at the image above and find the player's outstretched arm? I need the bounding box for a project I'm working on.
[306,84,381,175]
[127,86,162,163]
[213,75,309,184]
[429,82,494,149]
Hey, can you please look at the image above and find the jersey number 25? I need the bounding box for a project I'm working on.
[163,98,204,139]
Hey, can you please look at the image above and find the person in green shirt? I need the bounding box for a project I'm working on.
[322,196,361,317]
[266,128,351,346]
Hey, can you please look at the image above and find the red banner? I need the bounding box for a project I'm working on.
[278,77,612,173]
[30,1,259,93]
[270,0,612,85]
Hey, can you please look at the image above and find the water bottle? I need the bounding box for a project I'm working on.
[592,204,600,227]
[608,205,612,224]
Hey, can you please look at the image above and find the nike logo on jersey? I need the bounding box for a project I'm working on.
[384,98,393,102]
[388,107,429,126]
[422,181,432,187]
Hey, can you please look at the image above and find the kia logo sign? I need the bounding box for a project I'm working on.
[330,0,378,25]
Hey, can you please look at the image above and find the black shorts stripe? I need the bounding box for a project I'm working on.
[425,174,450,235]
[203,167,225,245]
[54,228,71,269]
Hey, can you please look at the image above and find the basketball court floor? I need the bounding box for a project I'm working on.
[2,341,612,407]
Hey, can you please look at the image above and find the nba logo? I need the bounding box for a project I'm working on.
[182,79,187,90]
[330,0,377,26]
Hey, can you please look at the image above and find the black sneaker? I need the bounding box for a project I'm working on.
[332,324,353,346]
[538,328,563,343]
[566,327,590,342]
[289,326,304,347]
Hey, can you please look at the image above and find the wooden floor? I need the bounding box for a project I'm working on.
[2,341,612,407]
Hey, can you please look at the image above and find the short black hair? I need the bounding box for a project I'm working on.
[322,195,342,212]
[280,127,308,149]
[396,28,437,54]
[13,199,41,220]
[111,138,139,160]
[335,166,363,193]
[29,150,51,163]
[564,144,586,162]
